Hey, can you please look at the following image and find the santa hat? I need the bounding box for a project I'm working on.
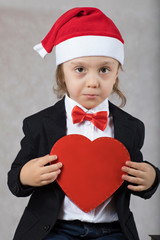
[33,7,124,65]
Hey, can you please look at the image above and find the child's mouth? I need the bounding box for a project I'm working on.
[84,94,98,99]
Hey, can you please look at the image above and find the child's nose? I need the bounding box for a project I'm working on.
[86,75,99,88]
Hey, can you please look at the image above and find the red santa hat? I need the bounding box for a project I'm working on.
[33,7,124,65]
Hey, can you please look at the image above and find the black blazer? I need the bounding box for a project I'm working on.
[8,98,160,240]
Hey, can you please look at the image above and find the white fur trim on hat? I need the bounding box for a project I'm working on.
[55,36,124,65]
[33,43,48,58]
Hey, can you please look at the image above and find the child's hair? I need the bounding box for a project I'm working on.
[54,63,126,108]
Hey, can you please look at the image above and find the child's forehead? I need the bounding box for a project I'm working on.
[66,56,118,66]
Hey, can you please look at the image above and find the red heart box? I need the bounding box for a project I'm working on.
[50,134,130,212]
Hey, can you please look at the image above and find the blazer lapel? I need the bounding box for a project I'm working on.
[43,98,67,152]
[109,102,134,157]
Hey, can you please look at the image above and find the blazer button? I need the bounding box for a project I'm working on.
[43,225,50,232]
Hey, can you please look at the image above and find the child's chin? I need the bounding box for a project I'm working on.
[82,102,99,110]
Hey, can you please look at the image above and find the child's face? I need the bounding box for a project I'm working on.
[62,56,119,109]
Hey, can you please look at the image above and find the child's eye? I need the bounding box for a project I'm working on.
[75,67,85,73]
[99,67,109,73]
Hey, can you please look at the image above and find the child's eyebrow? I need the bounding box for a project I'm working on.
[98,61,115,66]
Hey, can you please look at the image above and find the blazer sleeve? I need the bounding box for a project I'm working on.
[7,118,37,197]
[130,120,160,199]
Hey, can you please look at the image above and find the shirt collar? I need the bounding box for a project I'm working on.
[65,94,109,120]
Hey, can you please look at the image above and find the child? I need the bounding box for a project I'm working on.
[8,7,160,240]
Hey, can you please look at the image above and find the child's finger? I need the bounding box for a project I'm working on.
[125,161,146,171]
[43,162,63,173]
[127,184,145,192]
[41,169,61,182]
[122,174,144,185]
[39,155,58,166]
[121,166,143,178]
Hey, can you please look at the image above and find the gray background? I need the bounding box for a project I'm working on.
[0,0,159,239]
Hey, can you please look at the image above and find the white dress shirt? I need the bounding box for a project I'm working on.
[58,95,118,223]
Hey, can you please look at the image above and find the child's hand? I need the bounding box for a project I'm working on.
[20,155,63,187]
[122,161,156,191]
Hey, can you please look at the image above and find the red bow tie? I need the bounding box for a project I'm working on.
[71,106,108,131]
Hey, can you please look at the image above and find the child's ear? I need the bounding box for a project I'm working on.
[116,68,119,78]
[116,72,119,81]
[114,69,119,84]
[114,63,120,81]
